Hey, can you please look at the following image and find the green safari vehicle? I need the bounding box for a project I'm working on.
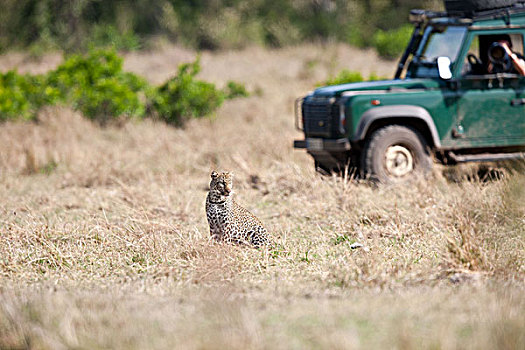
[294,1,525,183]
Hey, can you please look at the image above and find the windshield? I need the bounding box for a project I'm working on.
[418,25,467,63]
[407,25,467,79]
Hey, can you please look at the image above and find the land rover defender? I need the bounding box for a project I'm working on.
[294,1,525,182]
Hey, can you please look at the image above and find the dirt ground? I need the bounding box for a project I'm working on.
[0,44,524,349]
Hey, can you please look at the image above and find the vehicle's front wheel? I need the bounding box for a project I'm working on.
[361,125,432,183]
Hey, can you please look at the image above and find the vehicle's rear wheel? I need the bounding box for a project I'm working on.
[361,125,432,183]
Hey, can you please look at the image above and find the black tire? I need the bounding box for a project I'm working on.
[444,0,517,15]
[361,125,433,184]
[314,160,332,175]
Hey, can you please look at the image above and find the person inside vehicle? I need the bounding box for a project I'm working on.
[486,37,525,76]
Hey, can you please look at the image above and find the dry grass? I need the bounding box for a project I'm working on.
[0,44,524,349]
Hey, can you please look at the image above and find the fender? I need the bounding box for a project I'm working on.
[352,105,441,148]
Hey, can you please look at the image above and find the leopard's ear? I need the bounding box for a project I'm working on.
[211,171,218,179]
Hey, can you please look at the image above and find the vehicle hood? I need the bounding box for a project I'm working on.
[312,79,441,97]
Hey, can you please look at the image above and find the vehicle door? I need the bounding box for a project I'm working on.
[455,31,525,147]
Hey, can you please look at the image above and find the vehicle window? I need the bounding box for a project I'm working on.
[510,33,524,54]
[418,26,467,63]
[462,33,524,76]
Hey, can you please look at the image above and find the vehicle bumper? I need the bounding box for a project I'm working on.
[293,138,351,152]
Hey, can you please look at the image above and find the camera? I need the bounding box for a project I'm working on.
[488,42,512,72]
[488,43,508,64]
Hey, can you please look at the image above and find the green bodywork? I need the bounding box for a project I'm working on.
[310,11,525,150]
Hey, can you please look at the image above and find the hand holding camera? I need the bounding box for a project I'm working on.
[488,40,525,75]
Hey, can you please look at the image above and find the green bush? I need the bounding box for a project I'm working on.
[151,58,225,126]
[46,50,149,122]
[347,27,368,49]
[224,81,250,99]
[368,72,385,81]
[0,71,59,121]
[0,50,248,126]
[373,25,413,59]
[317,70,387,87]
[0,72,33,121]
[322,70,364,86]
[89,25,141,52]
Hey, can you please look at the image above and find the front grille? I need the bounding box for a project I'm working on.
[302,97,339,137]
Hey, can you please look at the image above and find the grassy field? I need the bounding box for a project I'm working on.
[1,44,524,349]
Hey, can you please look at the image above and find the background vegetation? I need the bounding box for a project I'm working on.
[0,50,247,124]
[0,0,442,57]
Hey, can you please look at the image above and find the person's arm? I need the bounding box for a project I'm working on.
[502,43,525,76]
[509,52,525,76]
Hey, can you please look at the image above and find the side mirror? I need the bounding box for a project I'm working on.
[437,56,452,80]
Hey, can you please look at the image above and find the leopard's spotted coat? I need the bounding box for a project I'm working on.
[205,171,270,247]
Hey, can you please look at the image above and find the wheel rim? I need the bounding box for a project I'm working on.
[384,145,414,178]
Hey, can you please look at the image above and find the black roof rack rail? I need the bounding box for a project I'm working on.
[447,3,525,20]
[410,4,525,24]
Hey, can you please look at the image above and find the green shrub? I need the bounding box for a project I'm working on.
[317,70,388,87]
[0,50,248,126]
[151,58,226,126]
[0,71,33,121]
[89,25,141,52]
[0,51,149,123]
[318,70,364,87]
[368,72,386,81]
[0,71,59,121]
[373,25,413,59]
[46,50,149,122]
[347,27,368,49]
[224,81,250,99]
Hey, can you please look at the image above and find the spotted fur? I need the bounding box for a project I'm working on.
[205,171,270,247]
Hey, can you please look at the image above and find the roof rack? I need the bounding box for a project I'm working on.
[410,3,525,24]
[409,9,447,23]
[450,3,525,20]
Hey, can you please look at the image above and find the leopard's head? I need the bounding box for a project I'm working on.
[209,171,233,201]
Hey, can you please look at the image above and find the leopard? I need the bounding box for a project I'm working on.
[205,171,271,248]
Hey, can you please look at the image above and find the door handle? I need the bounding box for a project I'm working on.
[511,98,525,106]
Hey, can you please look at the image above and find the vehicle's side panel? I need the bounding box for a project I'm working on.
[452,28,525,148]
[347,89,459,148]
[456,78,525,147]
[351,105,442,146]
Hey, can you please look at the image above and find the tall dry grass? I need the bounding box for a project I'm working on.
[0,44,523,349]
